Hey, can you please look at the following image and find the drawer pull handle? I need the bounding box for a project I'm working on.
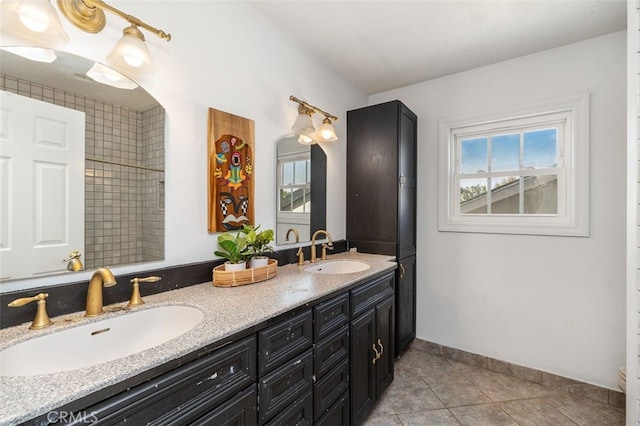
[400,263,405,279]
[372,343,380,364]
[377,339,384,358]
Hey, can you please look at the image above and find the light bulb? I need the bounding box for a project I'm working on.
[17,2,50,32]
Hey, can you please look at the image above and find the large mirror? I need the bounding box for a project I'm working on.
[0,48,165,281]
[275,135,326,244]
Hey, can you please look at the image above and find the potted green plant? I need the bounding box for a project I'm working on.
[214,231,250,271]
[243,224,275,268]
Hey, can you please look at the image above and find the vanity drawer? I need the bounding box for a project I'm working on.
[316,390,349,426]
[314,292,350,341]
[314,324,349,379]
[264,390,312,426]
[258,348,313,425]
[351,272,395,318]
[191,385,257,426]
[313,356,349,421]
[76,335,257,425]
[259,309,312,375]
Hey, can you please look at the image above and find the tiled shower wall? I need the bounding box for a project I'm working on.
[0,74,165,269]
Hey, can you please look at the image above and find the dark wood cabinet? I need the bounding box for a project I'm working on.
[396,255,416,354]
[347,100,417,356]
[312,293,351,424]
[65,336,257,425]
[349,272,395,426]
[56,272,396,426]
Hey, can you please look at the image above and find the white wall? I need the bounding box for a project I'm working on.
[1,1,367,292]
[626,0,639,421]
[371,32,627,390]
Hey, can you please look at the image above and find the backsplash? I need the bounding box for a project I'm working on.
[0,241,348,329]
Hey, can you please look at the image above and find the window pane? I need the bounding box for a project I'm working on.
[296,188,310,213]
[280,188,292,211]
[294,161,307,185]
[523,175,557,214]
[491,134,520,171]
[523,129,557,169]
[282,162,293,185]
[460,138,487,174]
[460,178,488,214]
[491,176,520,214]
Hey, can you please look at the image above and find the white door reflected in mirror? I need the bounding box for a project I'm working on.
[0,91,85,281]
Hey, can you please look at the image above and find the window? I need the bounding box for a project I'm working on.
[278,157,311,214]
[438,95,589,236]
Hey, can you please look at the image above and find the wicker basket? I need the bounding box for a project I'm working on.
[212,259,278,287]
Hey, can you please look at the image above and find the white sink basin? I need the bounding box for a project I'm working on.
[0,305,204,377]
[304,260,371,274]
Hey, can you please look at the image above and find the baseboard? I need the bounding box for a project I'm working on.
[409,338,625,410]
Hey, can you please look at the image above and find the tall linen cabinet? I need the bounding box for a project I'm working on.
[346,100,417,356]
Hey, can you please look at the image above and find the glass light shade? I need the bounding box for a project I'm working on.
[1,46,56,63]
[0,0,70,48]
[291,113,315,136]
[316,118,338,142]
[106,25,154,79]
[297,134,316,145]
[86,62,138,90]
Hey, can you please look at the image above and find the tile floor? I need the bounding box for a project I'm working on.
[364,348,625,425]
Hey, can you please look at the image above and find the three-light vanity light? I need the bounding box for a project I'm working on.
[1,0,171,80]
[290,95,338,145]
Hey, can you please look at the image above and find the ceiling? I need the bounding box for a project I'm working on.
[249,0,627,94]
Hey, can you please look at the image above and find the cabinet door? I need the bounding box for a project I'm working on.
[350,309,376,426]
[397,104,417,259]
[375,296,395,399]
[396,255,416,355]
[346,101,399,254]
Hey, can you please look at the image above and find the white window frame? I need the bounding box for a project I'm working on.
[438,94,589,237]
[277,152,311,222]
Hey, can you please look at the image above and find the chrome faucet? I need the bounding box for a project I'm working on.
[286,228,305,265]
[310,230,334,263]
[85,267,117,317]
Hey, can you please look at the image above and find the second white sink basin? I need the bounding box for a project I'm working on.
[304,260,371,274]
[0,305,204,377]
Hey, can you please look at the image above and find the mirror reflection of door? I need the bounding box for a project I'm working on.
[0,91,85,280]
[0,48,166,281]
[275,136,326,245]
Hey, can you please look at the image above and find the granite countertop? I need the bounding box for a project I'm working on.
[0,252,396,425]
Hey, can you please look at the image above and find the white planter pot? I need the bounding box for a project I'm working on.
[249,256,269,269]
[224,261,247,271]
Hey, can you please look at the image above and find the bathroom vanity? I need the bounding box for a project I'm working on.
[0,252,396,426]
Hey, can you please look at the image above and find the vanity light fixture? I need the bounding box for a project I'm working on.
[57,0,171,79]
[0,0,70,48]
[0,0,171,79]
[289,95,338,145]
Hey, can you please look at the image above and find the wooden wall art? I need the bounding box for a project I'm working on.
[207,108,255,232]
